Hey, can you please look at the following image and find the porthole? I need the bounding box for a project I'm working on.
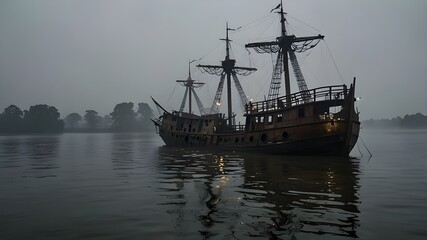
[282,131,289,140]
[261,133,267,142]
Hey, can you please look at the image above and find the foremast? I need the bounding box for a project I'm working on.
[177,60,206,115]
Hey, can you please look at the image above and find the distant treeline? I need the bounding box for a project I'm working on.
[0,102,154,133]
[0,104,63,133]
[363,113,427,129]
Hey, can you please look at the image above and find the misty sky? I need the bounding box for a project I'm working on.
[1,0,426,120]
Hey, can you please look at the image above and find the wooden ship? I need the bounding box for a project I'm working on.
[152,2,360,155]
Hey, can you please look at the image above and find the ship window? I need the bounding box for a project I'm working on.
[249,136,254,142]
[277,113,283,122]
[235,137,239,143]
[184,135,189,143]
[260,116,265,123]
[255,117,259,123]
[267,115,273,124]
[298,107,305,118]
[193,129,196,132]
[184,128,187,132]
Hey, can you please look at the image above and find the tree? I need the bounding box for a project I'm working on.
[64,113,82,129]
[401,113,427,128]
[23,104,64,132]
[137,102,154,120]
[111,102,136,131]
[137,102,154,131]
[100,114,113,128]
[0,105,24,132]
[84,110,100,129]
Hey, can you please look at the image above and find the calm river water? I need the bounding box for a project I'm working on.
[0,130,426,239]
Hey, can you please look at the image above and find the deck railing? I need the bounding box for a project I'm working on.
[245,85,349,114]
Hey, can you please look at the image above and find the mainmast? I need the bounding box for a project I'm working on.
[177,60,206,115]
[198,23,257,125]
[246,0,324,106]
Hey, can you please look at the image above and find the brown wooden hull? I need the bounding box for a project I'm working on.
[154,84,360,156]
[158,119,359,156]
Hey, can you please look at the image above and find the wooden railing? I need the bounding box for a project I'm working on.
[245,85,349,114]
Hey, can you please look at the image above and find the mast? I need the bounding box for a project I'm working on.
[177,60,205,114]
[224,22,233,126]
[197,23,256,125]
[246,0,324,106]
[279,2,292,105]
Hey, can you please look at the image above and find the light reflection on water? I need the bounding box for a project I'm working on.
[0,131,426,239]
[156,147,360,239]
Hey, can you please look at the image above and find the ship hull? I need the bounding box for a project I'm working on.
[153,84,360,156]
[158,120,360,156]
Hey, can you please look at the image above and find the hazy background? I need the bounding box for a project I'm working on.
[1,0,426,121]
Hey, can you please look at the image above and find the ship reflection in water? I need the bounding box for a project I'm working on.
[157,147,360,239]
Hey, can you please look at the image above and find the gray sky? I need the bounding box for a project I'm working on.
[1,0,426,120]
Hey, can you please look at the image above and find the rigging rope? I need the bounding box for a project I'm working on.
[360,135,373,158]
[179,87,189,113]
[324,40,344,83]
[165,83,178,105]
[287,14,321,32]
[289,50,312,103]
[196,42,223,63]
[191,88,206,115]
[234,14,273,33]
[210,73,226,114]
